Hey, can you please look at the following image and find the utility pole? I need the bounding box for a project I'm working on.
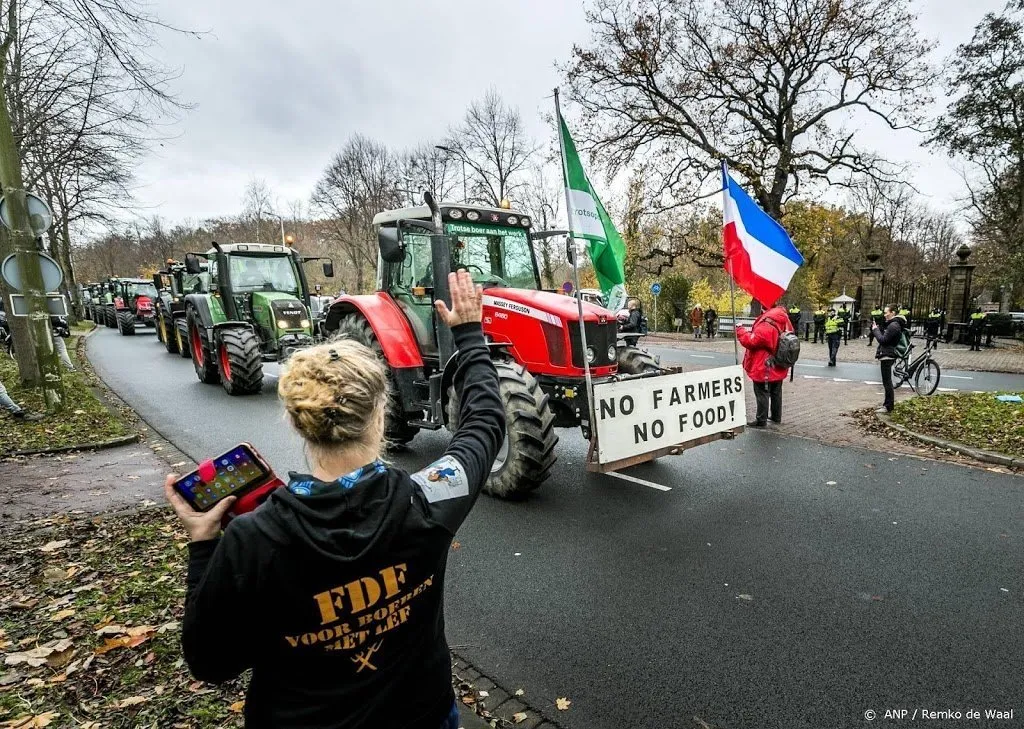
[0,53,64,407]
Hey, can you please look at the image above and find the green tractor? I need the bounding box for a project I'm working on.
[153,260,208,357]
[96,279,122,329]
[183,242,334,395]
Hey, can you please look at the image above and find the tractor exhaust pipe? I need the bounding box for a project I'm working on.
[424,191,456,367]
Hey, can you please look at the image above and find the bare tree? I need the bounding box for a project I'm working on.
[442,89,536,206]
[311,134,401,294]
[520,164,565,287]
[402,144,459,204]
[241,178,274,243]
[563,0,937,219]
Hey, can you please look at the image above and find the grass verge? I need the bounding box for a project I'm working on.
[891,391,1024,459]
[0,509,246,728]
[0,325,131,456]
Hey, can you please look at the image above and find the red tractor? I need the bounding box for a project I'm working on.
[323,194,659,498]
[113,278,160,336]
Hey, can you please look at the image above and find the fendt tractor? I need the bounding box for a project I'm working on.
[96,279,121,328]
[183,241,334,395]
[153,259,208,357]
[323,193,660,498]
[113,278,159,335]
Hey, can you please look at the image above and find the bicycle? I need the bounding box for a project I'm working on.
[893,335,941,396]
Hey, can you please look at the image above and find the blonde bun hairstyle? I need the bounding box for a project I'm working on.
[278,339,389,448]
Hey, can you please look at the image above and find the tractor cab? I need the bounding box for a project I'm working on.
[182,242,334,395]
[153,260,207,355]
[113,278,159,335]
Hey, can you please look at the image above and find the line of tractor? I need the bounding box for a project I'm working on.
[81,194,668,497]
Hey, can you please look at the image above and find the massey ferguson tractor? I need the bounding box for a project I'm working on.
[182,241,334,395]
[153,260,207,357]
[113,278,159,335]
[322,193,659,499]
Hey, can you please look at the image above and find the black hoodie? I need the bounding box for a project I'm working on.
[181,323,504,728]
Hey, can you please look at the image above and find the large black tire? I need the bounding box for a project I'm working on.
[448,360,558,498]
[187,309,220,384]
[333,315,419,445]
[616,346,660,374]
[117,311,135,336]
[159,312,179,353]
[175,319,191,358]
[217,327,264,395]
[104,307,116,328]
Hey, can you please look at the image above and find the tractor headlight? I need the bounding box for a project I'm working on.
[607,344,617,361]
[586,346,596,364]
[277,319,289,329]
[299,319,310,328]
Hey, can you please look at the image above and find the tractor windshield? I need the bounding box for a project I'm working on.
[128,283,158,299]
[445,223,539,289]
[228,254,300,295]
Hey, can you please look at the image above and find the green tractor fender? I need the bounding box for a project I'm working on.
[184,294,236,344]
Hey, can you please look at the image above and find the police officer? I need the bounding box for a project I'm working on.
[968,307,987,351]
[837,304,852,344]
[812,305,827,343]
[825,309,842,366]
[925,307,944,348]
[788,304,802,337]
[867,306,885,347]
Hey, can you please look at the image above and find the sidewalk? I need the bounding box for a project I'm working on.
[648,332,1024,373]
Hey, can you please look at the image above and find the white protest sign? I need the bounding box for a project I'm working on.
[592,365,746,465]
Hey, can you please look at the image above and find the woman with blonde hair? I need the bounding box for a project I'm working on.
[165,271,504,728]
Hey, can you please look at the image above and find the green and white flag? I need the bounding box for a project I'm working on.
[558,112,628,312]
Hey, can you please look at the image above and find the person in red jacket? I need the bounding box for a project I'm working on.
[735,306,792,427]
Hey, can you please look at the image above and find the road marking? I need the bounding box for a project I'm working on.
[802,375,824,379]
[799,363,826,368]
[937,387,959,392]
[833,378,853,382]
[689,354,716,359]
[864,381,882,385]
[605,472,672,491]
[943,375,974,380]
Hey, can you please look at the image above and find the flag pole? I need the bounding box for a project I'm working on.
[722,161,740,365]
[554,88,596,437]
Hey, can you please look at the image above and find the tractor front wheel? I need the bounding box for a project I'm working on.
[218,327,264,395]
[175,319,191,358]
[117,312,136,336]
[616,346,660,374]
[104,307,116,328]
[188,310,220,384]
[334,315,419,446]
[448,360,558,498]
[160,313,179,354]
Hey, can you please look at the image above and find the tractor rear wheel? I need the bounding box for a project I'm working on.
[105,307,116,328]
[448,360,558,498]
[159,313,179,353]
[117,312,135,336]
[334,315,419,446]
[218,327,264,395]
[188,310,220,384]
[616,346,660,374]
[175,319,191,358]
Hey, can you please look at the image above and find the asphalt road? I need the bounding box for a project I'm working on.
[88,327,1023,728]
[647,345,1024,393]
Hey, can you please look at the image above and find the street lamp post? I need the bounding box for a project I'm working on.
[435,145,468,203]
[259,209,286,246]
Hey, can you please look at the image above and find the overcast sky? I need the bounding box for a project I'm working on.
[132,0,1006,226]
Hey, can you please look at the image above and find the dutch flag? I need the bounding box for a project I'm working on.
[722,164,804,308]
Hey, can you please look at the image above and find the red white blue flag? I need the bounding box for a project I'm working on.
[722,164,804,308]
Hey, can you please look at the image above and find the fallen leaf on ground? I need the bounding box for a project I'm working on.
[228,701,245,713]
[49,609,75,622]
[450,541,461,550]
[513,712,528,723]
[514,688,524,696]
[461,695,476,706]
[556,697,571,710]
[39,540,69,553]
[4,639,73,668]
[114,696,148,708]
[478,690,489,698]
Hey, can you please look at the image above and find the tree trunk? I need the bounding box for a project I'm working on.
[0,60,64,407]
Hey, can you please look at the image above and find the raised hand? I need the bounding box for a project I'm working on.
[434,269,483,328]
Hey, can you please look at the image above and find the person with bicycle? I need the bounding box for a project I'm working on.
[871,304,904,413]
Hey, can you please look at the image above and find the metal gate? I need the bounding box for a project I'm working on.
[879,275,950,325]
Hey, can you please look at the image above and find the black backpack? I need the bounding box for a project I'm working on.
[765,319,801,368]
